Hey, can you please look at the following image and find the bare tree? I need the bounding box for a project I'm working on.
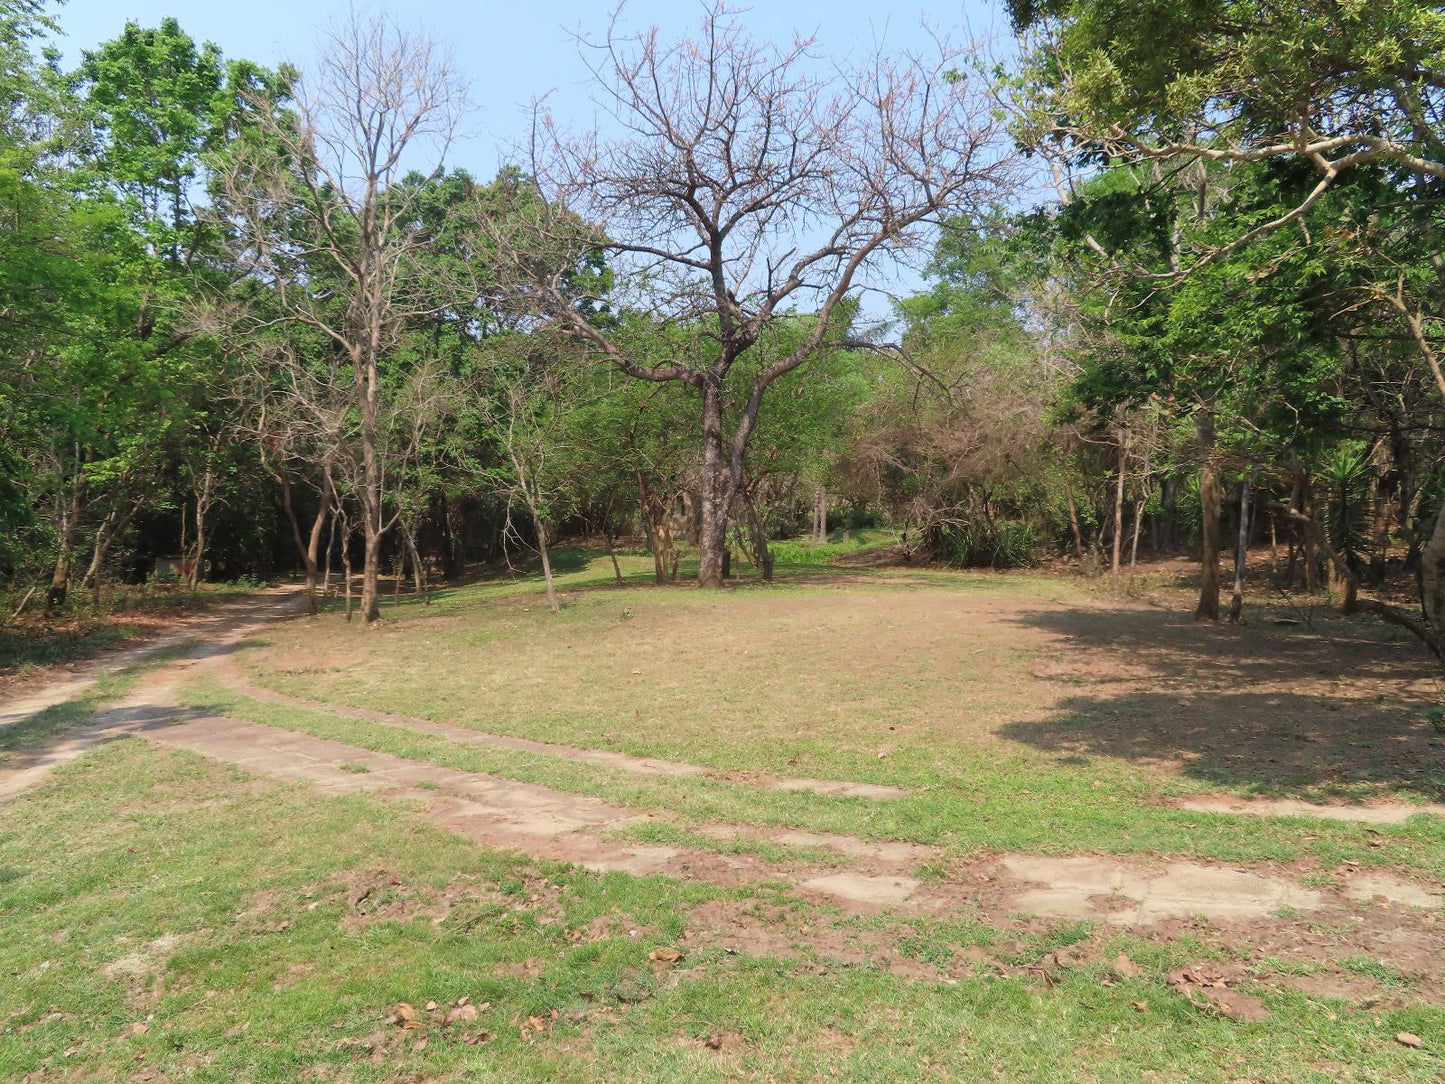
[490,4,1017,586]
[214,11,469,623]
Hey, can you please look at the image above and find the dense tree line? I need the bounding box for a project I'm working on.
[2,1,1443,653]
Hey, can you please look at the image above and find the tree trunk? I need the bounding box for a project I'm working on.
[357,345,384,624]
[279,470,329,616]
[83,497,143,609]
[1418,495,1445,643]
[340,511,354,623]
[1300,474,1321,595]
[1195,411,1221,621]
[403,522,427,604]
[604,527,623,586]
[637,471,674,585]
[812,485,828,544]
[742,489,774,582]
[188,466,215,592]
[696,380,736,588]
[323,497,337,601]
[440,495,463,581]
[47,468,87,612]
[360,519,382,624]
[1228,473,1252,623]
[1110,427,1128,587]
[1129,498,1145,570]
[533,509,560,613]
[1063,471,1086,566]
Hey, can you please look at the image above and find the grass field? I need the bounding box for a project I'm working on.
[2,546,1443,1081]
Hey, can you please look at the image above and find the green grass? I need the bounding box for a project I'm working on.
[181,677,1445,879]
[1340,956,1413,989]
[767,528,900,568]
[606,821,847,867]
[3,741,1442,1083]
[8,556,1445,1080]
[0,622,138,673]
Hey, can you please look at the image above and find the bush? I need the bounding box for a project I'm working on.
[842,506,882,531]
[929,520,1041,569]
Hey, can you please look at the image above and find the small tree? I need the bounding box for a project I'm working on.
[216,11,469,623]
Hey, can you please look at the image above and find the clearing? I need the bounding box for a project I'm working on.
[2,553,1442,1082]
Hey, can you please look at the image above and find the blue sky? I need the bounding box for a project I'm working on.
[47,1,1016,316]
[50,0,1009,184]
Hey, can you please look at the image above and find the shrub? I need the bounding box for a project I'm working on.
[929,520,1041,569]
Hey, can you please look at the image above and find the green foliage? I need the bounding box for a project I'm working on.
[1320,443,1374,572]
[929,521,1041,569]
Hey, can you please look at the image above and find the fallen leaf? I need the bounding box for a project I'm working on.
[392,1003,420,1029]
[649,947,684,963]
[1114,953,1141,978]
[425,1001,438,1012]
[444,1003,480,1026]
[1131,1001,1148,1013]
[123,1022,149,1038]
[1396,1032,1423,1049]
[412,1037,427,1052]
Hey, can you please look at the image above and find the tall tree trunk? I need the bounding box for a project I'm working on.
[84,496,143,608]
[187,465,216,592]
[531,507,560,613]
[440,495,463,581]
[1195,411,1221,621]
[47,467,87,613]
[1228,473,1252,623]
[1419,494,1445,643]
[604,526,623,586]
[1129,498,1145,569]
[403,522,427,604]
[1110,427,1128,587]
[684,490,703,545]
[637,472,673,585]
[1063,472,1086,566]
[279,470,329,616]
[812,485,828,544]
[697,380,735,588]
[360,519,382,624]
[1301,476,1321,595]
[742,488,775,582]
[357,346,384,624]
[339,508,354,623]
[323,506,336,601]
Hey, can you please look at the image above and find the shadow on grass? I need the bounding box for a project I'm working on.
[0,624,138,673]
[998,604,1445,801]
[0,640,204,762]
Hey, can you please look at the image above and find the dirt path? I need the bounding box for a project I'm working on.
[0,589,305,801]
[0,586,305,731]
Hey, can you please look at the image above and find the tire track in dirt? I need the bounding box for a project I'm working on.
[5,591,1440,925]
[213,657,911,800]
